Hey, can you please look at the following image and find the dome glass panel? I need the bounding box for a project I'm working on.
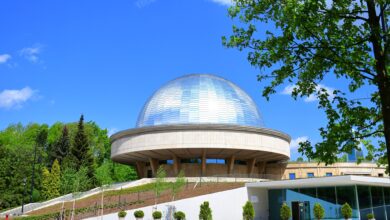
[136,74,263,128]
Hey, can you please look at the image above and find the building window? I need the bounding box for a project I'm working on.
[180,158,201,164]
[326,172,332,177]
[379,173,384,177]
[307,173,314,178]
[289,173,296,180]
[206,158,226,164]
[234,160,247,165]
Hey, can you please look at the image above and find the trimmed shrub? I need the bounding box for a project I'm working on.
[199,201,213,220]
[280,202,291,220]
[243,201,255,220]
[174,211,186,220]
[134,210,144,218]
[341,203,352,219]
[367,213,375,219]
[153,211,162,219]
[313,203,325,220]
[118,210,127,218]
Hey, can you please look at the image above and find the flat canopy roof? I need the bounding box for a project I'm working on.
[246,175,390,189]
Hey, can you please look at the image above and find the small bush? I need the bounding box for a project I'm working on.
[313,203,325,220]
[341,203,352,219]
[118,210,127,218]
[174,211,186,220]
[134,210,144,218]
[367,213,375,219]
[243,201,255,220]
[280,202,291,220]
[199,201,213,220]
[153,211,162,219]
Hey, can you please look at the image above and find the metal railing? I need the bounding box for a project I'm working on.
[0,179,153,217]
[0,174,275,218]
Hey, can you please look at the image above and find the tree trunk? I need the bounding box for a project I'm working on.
[378,79,390,171]
[366,0,390,170]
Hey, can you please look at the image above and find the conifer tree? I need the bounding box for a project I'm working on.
[71,115,94,180]
[50,159,60,198]
[53,126,70,165]
[41,167,51,200]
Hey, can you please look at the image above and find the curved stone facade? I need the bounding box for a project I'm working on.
[111,124,290,178]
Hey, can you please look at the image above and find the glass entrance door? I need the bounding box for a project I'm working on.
[291,201,310,220]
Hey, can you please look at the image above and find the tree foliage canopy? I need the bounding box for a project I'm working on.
[0,117,138,210]
[223,0,390,167]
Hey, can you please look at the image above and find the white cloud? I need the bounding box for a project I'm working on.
[0,87,38,109]
[290,136,309,149]
[20,44,42,63]
[0,54,11,64]
[281,84,335,102]
[210,0,234,6]
[135,0,156,8]
[281,84,296,95]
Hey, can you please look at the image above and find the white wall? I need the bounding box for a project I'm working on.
[85,187,248,220]
[246,188,268,220]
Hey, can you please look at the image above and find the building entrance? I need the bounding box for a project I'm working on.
[291,201,310,220]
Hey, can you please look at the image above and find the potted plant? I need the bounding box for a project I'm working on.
[153,210,162,220]
[280,202,291,220]
[313,203,325,220]
[118,210,127,220]
[199,201,212,220]
[174,211,186,220]
[243,201,255,220]
[341,203,352,220]
[134,210,144,220]
[367,213,375,220]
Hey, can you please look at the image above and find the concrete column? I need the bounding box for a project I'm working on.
[149,158,159,177]
[247,158,257,176]
[135,161,146,178]
[173,155,181,175]
[201,150,206,176]
[227,155,236,175]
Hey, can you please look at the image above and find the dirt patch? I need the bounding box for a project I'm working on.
[27,182,244,219]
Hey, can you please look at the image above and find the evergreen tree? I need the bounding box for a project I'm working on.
[41,160,61,200]
[50,159,61,198]
[41,167,51,200]
[199,201,212,220]
[53,126,70,165]
[243,201,255,220]
[71,115,94,180]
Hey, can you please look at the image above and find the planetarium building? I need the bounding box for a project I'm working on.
[111,74,386,180]
[111,74,291,178]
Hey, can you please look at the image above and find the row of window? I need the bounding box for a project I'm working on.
[269,185,390,220]
[289,172,333,179]
[159,158,229,164]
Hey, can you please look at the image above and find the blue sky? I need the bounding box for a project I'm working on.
[0,0,367,160]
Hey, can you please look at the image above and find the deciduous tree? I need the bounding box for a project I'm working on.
[223,0,390,168]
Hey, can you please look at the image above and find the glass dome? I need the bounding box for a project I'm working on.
[136,74,263,128]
